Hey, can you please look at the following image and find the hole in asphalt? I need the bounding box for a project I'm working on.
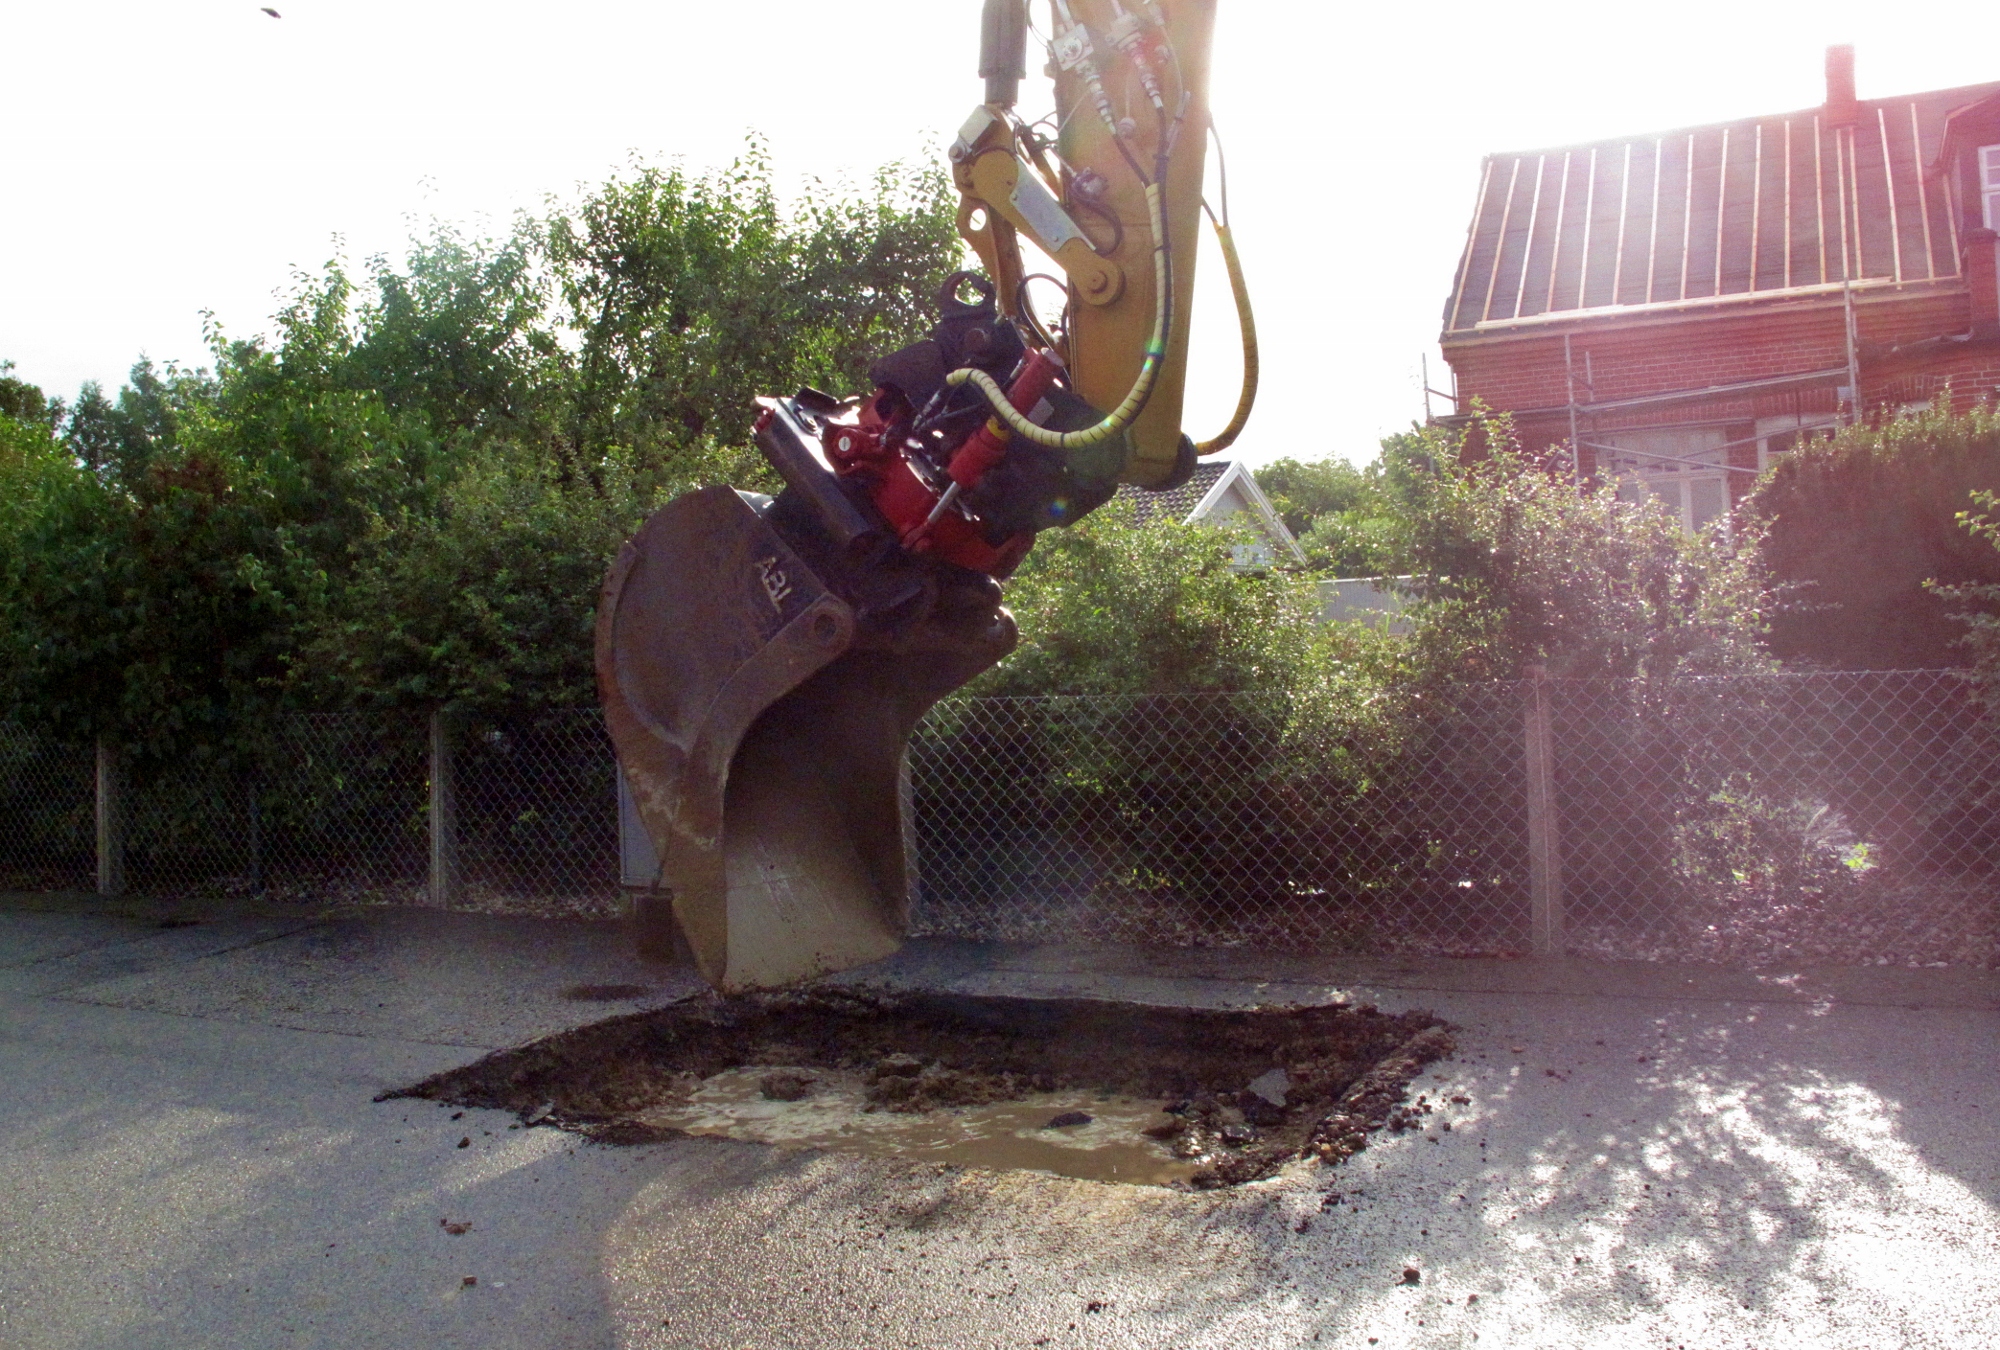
[560,983,653,1002]
[156,918,202,929]
[389,988,1454,1189]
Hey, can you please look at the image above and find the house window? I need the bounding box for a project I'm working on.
[1757,409,1844,467]
[1596,425,1749,532]
[1983,145,2000,231]
[1757,422,1802,467]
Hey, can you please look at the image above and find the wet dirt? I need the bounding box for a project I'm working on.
[390,987,1453,1189]
[643,1064,1202,1186]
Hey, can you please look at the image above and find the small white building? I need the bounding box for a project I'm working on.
[1111,460,1307,569]
[1316,576,1412,633]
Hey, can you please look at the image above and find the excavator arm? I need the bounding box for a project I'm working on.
[596,0,1256,990]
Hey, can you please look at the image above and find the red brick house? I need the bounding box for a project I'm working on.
[1438,48,2000,531]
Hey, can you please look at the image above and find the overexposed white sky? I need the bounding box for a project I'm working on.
[5,1,1998,465]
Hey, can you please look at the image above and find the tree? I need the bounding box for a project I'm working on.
[0,385,69,574]
[1392,418,1773,686]
[911,502,1395,925]
[1923,493,2000,863]
[62,358,212,479]
[0,141,972,741]
[0,332,412,755]
[348,227,561,442]
[540,144,962,473]
[976,504,1335,698]
[292,151,965,717]
[1743,401,2000,670]
[1255,453,1405,576]
[1257,455,1380,533]
[1931,488,2000,711]
[0,362,60,427]
[285,441,722,715]
[4,264,487,752]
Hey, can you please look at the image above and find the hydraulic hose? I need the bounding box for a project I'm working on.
[1193,211,1257,455]
[945,180,1171,451]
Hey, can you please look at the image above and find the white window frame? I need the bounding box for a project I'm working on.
[1597,425,1735,534]
[1754,415,1797,471]
[1982,144,2000,232]
[1754,413,1842,470]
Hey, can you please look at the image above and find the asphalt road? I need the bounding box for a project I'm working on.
[3,891,1996,1349]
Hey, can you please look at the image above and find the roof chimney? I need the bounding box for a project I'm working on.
[1825,45,1859,127]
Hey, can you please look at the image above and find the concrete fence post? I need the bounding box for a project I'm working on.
[428,711,459,907]
[246,771,263,895]
[95,738,127,897]
[1523,667,1564,957]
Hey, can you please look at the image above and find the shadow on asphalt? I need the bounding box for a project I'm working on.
[1257,995,2000,1347]
[5,897,1997,1349]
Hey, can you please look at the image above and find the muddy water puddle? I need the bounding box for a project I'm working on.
[642,1065,1199,1185]
[393,987,1454,1189]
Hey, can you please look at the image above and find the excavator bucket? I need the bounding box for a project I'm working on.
[596,483,1016,990]
[596,0,1245,991]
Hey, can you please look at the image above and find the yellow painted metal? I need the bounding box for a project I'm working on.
[948,2,1219,482]
[1192,217,1257,455]
[945,178,1167,452]
[1053,0,1216,486]
[963,149,1124,306]
[956,194,1025,318]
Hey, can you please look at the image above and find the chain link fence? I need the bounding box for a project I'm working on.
[906,685,1530,954]
[72,716,431,903]
[0,713,608,911]
[1554,672,1999,967]
[453,711,620,910]
[2,672,1995,967]
[0,723,94,891]
[908,672,1997,967]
